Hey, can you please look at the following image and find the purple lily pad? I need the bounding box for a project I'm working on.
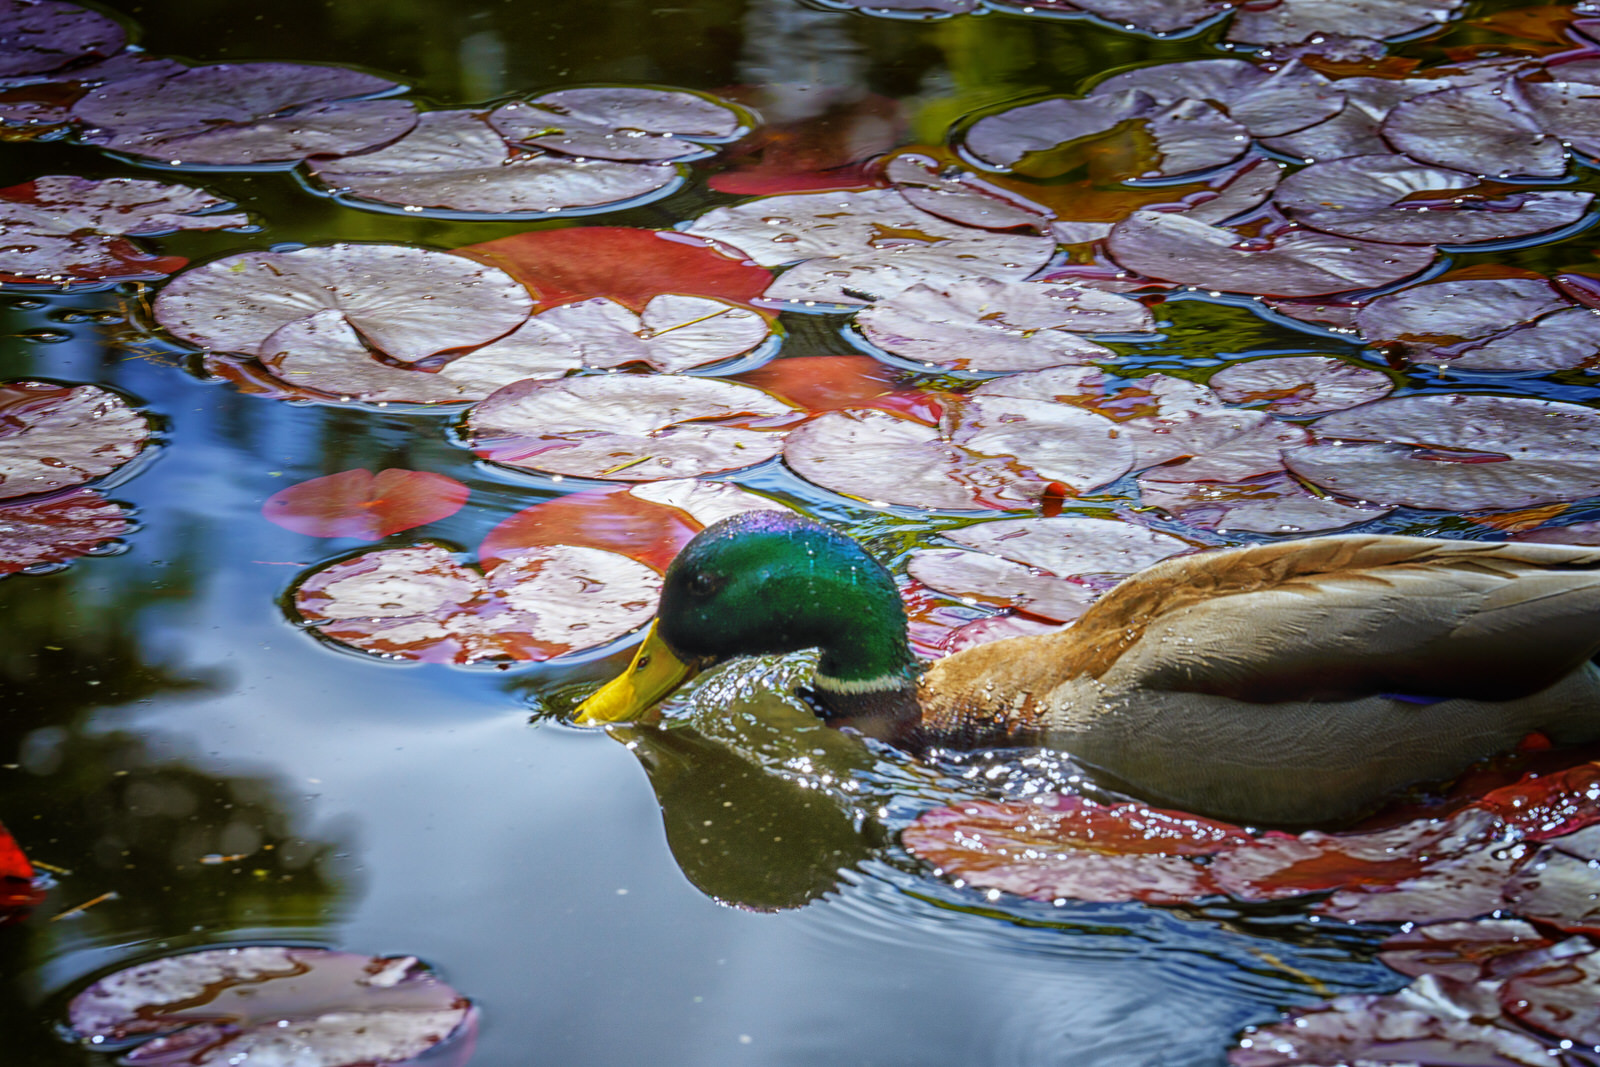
[466,374,800,481]
[1180,158,1286,224]
[155,243,533,363]
[295,542,660,664]
[1274,154,1592,245]
[886,153,1051,233]
[0,488,129,575]
[0,381,151,500]
[1206,356,1394,415]
[305,110,678,217]
[259,312,481,406]
[1225,0,1467,44]
[1377,918,1551,982]
[1139,471,1393,534]
[72,62,417,167]
[1285,394,1600,511]
[855,276,1151,373]
[1091,58,1266,108]
[1105,210,1436,297]
[67,946,475,1067]
[1381,80,1566,179]
[488,86,745,162]
[0,51,188,131]
[1260,76,1433,163]
[908,548,1100,622]
[0,0,125,79]
[982,0,1230,34]
[1355,278,1600,373]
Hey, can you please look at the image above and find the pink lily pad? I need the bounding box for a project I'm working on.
[1285,394,1600,511]
[67,946,475,1067]
[1355,278,1600,373]
[886,153,1052,233]
[1139,471,1392,534]
[294,542,659,664]
[466,374,801,481]
[1207,356,1394,415]
[1225,0,1467,44]
[262,469,469,540]
[305,110,678,217]
[1377,918,1552,982]
[488,86,746,162]
[0,381,151,500]
[0,488,129,574]
[258,312,481,406]
[519,294,770,373]
[0,0,125,79]
[72,62,417,167]
[936,611,1065,653]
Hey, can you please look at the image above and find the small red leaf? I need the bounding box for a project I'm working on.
[732,355,941,421]
[480,487,696,573]
[0,819,32,882]
[1473,761,1600,841]
[263,469,469,540]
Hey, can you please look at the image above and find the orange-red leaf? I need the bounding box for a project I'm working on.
[480,487,697,573]
[732,355,941,422]
[263,468,469,540]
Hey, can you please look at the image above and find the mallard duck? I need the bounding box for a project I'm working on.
[575,511,1600,826]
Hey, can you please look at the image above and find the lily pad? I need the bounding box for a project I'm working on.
[1139,471,1392,534]
[262,469,469,540]
[1381,80,1567,179]
[72,62,417,167]
[1285,394,1600,511]
[155,244,533,363]
[257,312,479,406]
[0,488,130,574]
[1105,210,1436,297]
[1274,154,1592,245]
[983,0,1231,35]
[1206,356,1393,415]
[0,381,151,500]
[731,355,942,422]
[1225,0,1467,44]
[66,946,475,1067]
[885,153,1052,233]
[488,86,745,162]
[523,294,770,373]
[466,374,801,481]
[855,276,1152,373]
[0,0,125,79]
[294,542,659,663]
[305,110,678,217]
[1355,277,1600,373]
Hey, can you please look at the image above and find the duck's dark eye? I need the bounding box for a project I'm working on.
[686,571,720,598]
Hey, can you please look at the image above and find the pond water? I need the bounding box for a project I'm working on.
[7,0,1600,1064]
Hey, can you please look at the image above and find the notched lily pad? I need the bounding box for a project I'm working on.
[488,86,746,162]
[0,381,152,500]
[262,468,469,540]
[294,542,660,663]
[1356,278,1600,373]
[0,488,130,575]
[66,946,475,1067]
[1139,471,1392,534]
[983,0,1231,35]
[1207,355,1393,415]
[0,0,126,79]
[1225,0,1467,44]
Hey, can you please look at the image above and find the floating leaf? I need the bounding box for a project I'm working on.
[1225,0,1467,44]
[936,611,1065,654]
[0,818,33,881]
[1139,471,1392,534]
[257,312,478,406]
[1381,79,1566,178]
[305,110,678,217]
[294,542,659,663]
[983,0,1232,35]
[0,816,40,921]
[0,0,126,79]
[908,549,1100,623]
[730,354,941,421]
[155,243,533,363]
[806,0,978,16]
[262,469,469,540]
[466,374,800,481]
[1206,356,1393,415]
[885,153,1052,233]
[0,381,151,501]
[72,62,417,167]
[855,276,1151,373]
[1377,918,1552,981]
[456,226,772,311]
[0,488,130,574]
[67,947,475,1067]
[1355,278,1600,373]
[488,86,745,162]
[1285,395,1600,511]
[521,294,770,373]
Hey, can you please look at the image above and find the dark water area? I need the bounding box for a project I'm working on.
[4,0,1597,1064]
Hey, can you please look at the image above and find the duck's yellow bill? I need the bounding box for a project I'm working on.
[573,622,699,725]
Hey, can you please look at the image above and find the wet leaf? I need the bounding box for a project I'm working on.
[72,62,418,167]
[1356,277,1600,373]
[305,110,678,217]
[1285,395,1600,511]
[262,469,469,540]
[1381,80,1567,178]
[488,86,745,161]
[1378,919,1553,982]
[466,374,800,481]
[0,488,129,574]
[1503,848,1600,935]
[294,542,659,663]
[908,549,1100,622]
[519,294,770,373]
[936,611,1065,653]
[1206,355,1393,415]
[0,0,125,79]
[1501,949,1600,1046]
[1139,471,1391,534]
[155,243,534,363]
[254,312,478,406]
[1225,0,1467,44]
[885,153,1052,233]
[730,354,940,421]
[1277,154,1590,246]
[1106,210,1436,297]
[456,226,772,311]
[1477,762,1600,841]
[0,381,151,500]
[67,946,475,1067]
[983,0,1231,35]
[855,276,1152,373]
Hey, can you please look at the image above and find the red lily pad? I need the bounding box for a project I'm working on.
[262,469,469,540]
[0,175,248,285]
[305,110,678,218]
[0,488,130,574]
[1276,154,1591,245]
[0,0,126,78]
[155,244,533,364]
[72,62,418,167]
[1260,74,1435,163]
[1503,848,1600,935]
[855,276,1152,373]
[456,226,771,313]
[1355,278,1600,373]
[479,479,788,571]
[67,947,475,1067]
[466,374,801,481]
[0,818,33,881]
[1207,356,1393,415]
[908,550,1100,623]
[488,86,746,162]
[1285,395,1600,511]
[1139,471,1392,534]
[730,355,941,421]
[294,542,659,664]
[1225,0,1467,44]
[0,817,41,922]
[0,381,151,501]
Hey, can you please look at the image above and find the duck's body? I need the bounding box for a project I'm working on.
[576,513,1600,826]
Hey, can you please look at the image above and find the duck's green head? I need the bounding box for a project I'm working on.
[574,511,919,726]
